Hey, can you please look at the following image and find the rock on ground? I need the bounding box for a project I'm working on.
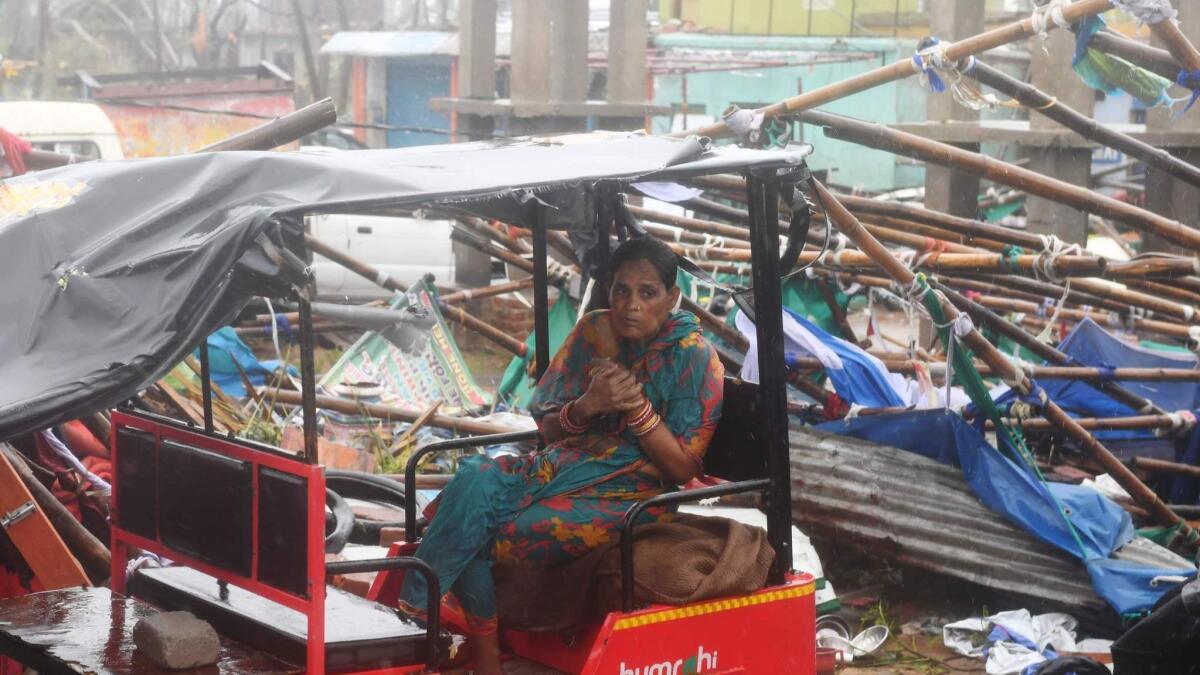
[133,611,221,670]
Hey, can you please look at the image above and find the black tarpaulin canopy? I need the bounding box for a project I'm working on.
[0,132,812,440]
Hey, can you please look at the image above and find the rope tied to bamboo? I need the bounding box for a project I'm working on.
[940,312,976,410]
[1031,0,1072,43]
[1000,245,1023,274]
[1175,69,1200,113]
[1188,325,1200,354]
[721,105,765,146]
[915,236,948,268]
[1157,410,1197,438]
[545,260,573,285]
[915,38,1005,111]
[1034,234,1083,283]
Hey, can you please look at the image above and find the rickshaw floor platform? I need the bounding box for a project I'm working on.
[0,586,300,674]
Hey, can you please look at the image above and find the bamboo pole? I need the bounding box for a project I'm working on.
[663,243,1108,278]
[966,58,1200,189]
[972,295,1191,341]
[438,278,535,304]
[0,444,111,584]
[265,389,513,437]
[788,352,1200,383]
[800,109,1200,252]
[1131,456,1200,479]
[1146,14,1200,75]
[930,280,1166,416]
[1123,277,1200,309]
[676,0,1115,139]
[810,179,1193,541]
[1086,29,1180,80]
[991,415,1184,432]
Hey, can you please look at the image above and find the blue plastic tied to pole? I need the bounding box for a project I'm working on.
[1097,362,1118,383]
[266,312,292,340]
[1177,69,1200,112]
[912,38,947,94]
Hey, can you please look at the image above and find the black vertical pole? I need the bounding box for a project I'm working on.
[298,297,319,464]
[746,172,791,585]
[531,206,551,383]
[199,337,214,433]
[594,194,612,311]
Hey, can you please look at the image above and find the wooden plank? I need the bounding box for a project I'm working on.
[0,452,89,589]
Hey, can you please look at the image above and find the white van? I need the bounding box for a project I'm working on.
[0,101,124,161]
[309,212,456,300]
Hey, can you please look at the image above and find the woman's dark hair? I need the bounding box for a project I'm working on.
[610,236,677,289]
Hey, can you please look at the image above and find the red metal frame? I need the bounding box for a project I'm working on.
[369,541,816,675]
[110,410,329,672]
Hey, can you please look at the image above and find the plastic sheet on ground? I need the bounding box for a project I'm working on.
[819,409,1197,616]
[943,610,1084,675]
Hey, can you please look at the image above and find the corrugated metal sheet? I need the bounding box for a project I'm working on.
[788,425,1118,628]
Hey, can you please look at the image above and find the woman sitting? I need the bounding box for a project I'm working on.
[401,236,725,674]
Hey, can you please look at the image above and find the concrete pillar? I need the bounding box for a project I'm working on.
[1025,28,1094,244]
[1143,2,1200,254]
[923,0,983,219]
[920,0,983,350]
[452,0,498,287]
[511,0,589,104]
[600,0,650,132]
[365,57,388,149]
[458,0,496,99]
[607,0,648,102]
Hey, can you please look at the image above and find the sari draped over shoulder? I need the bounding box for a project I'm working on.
[400,309,724,632]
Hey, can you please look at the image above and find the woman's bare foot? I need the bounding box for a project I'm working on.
[469,631,504,675]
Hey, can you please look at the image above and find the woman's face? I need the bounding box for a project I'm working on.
[609,259,680,343]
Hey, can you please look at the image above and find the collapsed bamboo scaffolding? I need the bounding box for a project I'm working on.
[681,174,1200,320]
[809,178,1195,541]
[799,109,1200,252]
[677,0,1117,139]
[964,58,1200,189]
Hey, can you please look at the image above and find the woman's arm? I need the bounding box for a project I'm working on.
[635,339,724,484]
[633,416,701,484]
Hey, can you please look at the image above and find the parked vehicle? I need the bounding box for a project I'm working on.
[308,211,456,299]
[0,101,124,161]
[298,145,455,299]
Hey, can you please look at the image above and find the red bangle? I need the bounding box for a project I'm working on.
[625,399,654,428]
[559,400,589,435]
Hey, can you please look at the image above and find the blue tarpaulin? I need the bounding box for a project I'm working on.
[999,318,1198,440]
[818,409,1196,616]
[197,327,291,398]
[738,307,907,408]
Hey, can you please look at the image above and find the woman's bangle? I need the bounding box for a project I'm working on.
[631,412,662,437]
[559,400,590,435]
[625,398,654,428]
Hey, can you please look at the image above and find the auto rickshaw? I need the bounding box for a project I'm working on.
[0,133,817,673]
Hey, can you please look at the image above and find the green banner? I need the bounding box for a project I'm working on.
[319,278,492,415]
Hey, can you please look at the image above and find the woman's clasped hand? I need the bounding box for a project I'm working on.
[576,358,644,419]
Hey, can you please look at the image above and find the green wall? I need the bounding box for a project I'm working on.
[651,34,928,192]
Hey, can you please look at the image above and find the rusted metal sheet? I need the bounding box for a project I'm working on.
[788,425,1117,627]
